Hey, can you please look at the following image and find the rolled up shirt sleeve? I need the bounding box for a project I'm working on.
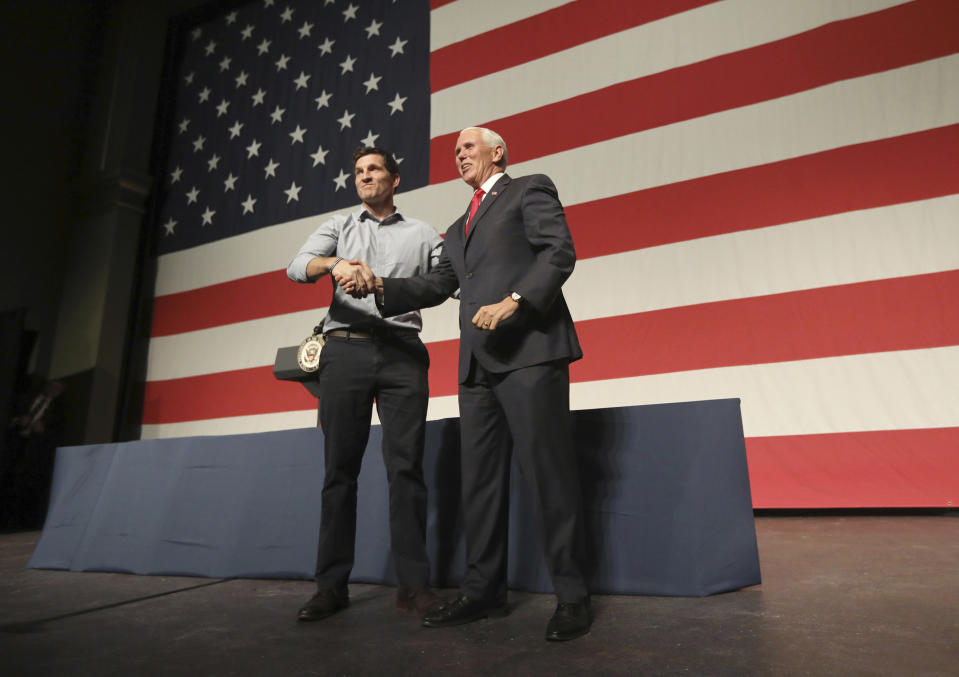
[286,216,342,283]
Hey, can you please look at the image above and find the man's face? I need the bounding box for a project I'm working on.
[354,153,399,208]
[455,129,503,189]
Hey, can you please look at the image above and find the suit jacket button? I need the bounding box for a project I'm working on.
[466,272,473,279]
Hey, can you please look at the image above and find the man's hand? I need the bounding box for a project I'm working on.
[332,259,377,298]
[472,296,519,331]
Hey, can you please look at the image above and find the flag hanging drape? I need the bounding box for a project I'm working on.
[141,0,959,508]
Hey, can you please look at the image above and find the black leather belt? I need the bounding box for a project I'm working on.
[324,327,418,340]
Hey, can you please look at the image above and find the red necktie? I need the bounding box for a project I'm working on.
[464,188,485,236]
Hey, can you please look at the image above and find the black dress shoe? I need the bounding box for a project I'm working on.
[422,593,509,628]
[297,587,349,622]
[545,597,592,641]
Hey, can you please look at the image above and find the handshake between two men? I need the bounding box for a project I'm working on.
[329,258,520,332]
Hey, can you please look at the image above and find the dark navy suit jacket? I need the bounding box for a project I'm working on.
[381,173,582,383]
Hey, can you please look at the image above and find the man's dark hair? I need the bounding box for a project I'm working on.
[352,146,400,176]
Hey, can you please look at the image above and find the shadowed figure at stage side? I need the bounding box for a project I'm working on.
[286,147,444,622]
[346,127,592,642]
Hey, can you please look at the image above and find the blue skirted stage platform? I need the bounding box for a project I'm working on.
[28,399,760,596]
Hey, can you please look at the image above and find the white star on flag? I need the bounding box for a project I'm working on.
[310,145,328,167]
[293,72,310,90]
[289,125,306,144]
[337,110,355,130]
[388,37,406,57]
[284,181,302,202]
[365,20,382,39]
[387,93,406,115]
[314,90,332,109]
[363,73,381,93]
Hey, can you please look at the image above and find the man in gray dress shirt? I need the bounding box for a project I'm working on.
[287,146,443,622]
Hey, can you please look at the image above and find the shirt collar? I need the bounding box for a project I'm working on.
[358,206,403,224]
[479,172,504,195]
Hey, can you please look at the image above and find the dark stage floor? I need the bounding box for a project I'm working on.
[2,514,958,676]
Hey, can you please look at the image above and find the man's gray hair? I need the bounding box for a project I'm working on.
[463,126,508,169]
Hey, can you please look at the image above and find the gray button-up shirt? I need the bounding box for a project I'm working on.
[287,207,444,332]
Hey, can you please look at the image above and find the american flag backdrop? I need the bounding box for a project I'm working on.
[142,0,959,508]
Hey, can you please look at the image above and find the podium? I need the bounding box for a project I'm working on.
[272,345,321,398]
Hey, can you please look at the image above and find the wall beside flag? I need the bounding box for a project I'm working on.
[141,0,959,508]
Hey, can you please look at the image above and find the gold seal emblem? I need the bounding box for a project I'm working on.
[297,334,324,373]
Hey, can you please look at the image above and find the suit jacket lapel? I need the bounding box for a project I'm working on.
[464,174,510,246]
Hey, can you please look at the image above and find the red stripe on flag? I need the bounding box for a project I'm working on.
[430,0,719,92]
[152,269,333,337]
[141,339,457,425]
[570,270,959,383]
[569,124,959,260]
[142,271,959,424]
[143,365,317,424]
[429,0,959,182]
[746,427,959,508]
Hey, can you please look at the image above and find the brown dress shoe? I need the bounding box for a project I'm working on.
[396,587,442,617]
[297,587,349,622]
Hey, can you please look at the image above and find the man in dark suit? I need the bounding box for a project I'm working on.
[352,127,591,641]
